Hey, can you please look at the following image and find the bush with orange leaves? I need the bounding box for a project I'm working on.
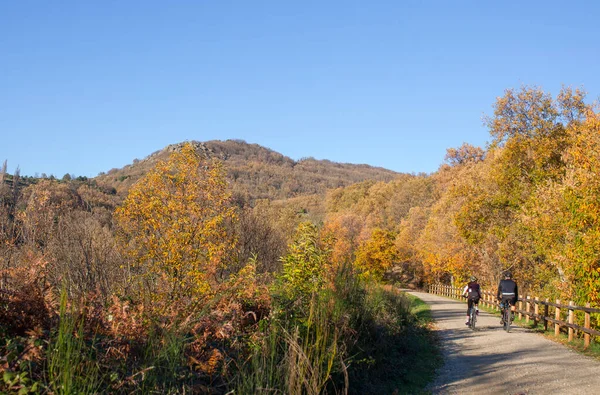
[0,251,56,337]
[185,257,271,379]
[0,251,55,393]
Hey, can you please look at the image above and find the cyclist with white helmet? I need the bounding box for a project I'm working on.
[462,275,482,325]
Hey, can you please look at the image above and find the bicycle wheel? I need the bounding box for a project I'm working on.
[470,309,477,330]
[504,307,511,332]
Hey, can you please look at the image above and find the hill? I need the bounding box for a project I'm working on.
[95,139,403,204]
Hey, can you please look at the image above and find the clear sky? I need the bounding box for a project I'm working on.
[1,1,599,178]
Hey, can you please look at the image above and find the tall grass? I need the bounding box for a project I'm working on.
[230,261,443,395]
[233,292,342,394]
[233,324,283,394]
[47,289,101,394]
[285,293,340,395]
[138,324,189,394]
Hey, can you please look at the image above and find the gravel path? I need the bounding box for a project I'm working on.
[407,290,600,395]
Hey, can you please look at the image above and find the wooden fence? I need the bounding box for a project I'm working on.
[428,284,600,348]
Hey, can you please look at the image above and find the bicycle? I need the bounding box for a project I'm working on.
[499,300,513,332]
[468,305,478,330]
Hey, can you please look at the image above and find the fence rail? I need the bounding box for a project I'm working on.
[427,284,599,348]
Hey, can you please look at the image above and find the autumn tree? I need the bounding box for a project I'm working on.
[451,86,590,290]
[354,228,399,280]
[525,109,600,304]
[444,143,485,167]
[48,210,124,300]
[20,180,81,249]
[115,143,236,307]
[386,176,434,226]
[394,206,430,285]
[234,203,286,274]
[321,213,364,267]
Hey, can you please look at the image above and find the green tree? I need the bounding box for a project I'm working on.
[280,222,328,298]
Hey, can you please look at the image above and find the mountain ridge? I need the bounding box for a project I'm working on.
[95,139,405,204]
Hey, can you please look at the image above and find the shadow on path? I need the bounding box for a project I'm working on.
[406,290,600,395]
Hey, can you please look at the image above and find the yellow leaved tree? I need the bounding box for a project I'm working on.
[354,228,398,281]
[115,143,236,309]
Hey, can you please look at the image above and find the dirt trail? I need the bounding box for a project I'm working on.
[407,290,600,395]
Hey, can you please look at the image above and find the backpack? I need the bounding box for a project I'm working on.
[466,282,480,299]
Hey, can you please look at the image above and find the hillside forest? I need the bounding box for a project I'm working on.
[1,85,599,393]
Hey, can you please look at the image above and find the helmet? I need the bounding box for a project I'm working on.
[504,271,512,279]
[470,275,477,282]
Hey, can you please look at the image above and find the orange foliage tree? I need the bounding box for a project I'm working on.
[525,109,600,304]
[321,213,364,267]
[561,110,600,304]
[115,143,236,308]
[354,228,399,280]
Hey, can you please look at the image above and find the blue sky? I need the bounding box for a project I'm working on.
[1,1,599,177]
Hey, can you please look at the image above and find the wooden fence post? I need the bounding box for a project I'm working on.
[544,299,549,331]
[518,299,523,320]
[568,301,574,342]
[585,303,591,349]
[555,299,561,337]
[534,297,539,327]
[526,296,530,324]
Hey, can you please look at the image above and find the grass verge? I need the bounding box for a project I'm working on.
[347,289,442,394]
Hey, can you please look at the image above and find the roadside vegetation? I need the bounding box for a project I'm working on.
[0,144,438,393]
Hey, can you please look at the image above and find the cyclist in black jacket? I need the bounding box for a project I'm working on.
[462,276,481,325]
[497,271,518,325]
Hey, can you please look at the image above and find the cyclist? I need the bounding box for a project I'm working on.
[462,275,481,325]
[497,271,518,325]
